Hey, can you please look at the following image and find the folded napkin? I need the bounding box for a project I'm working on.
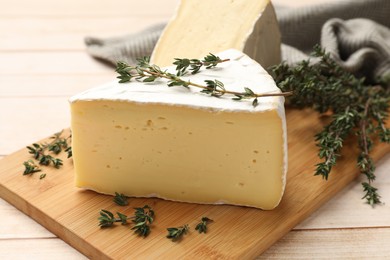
[85,0,390,83]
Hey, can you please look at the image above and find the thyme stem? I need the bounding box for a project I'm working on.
[361,99,371,156]
[116,53,292,108]
[139,67,292,98]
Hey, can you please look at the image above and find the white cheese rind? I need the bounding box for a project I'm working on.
[150,0,281,68]
[70,49,287,210]
[70,49,282,112]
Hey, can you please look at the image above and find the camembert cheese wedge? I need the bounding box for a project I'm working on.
[70,49,287,210]
[151,0,281,69]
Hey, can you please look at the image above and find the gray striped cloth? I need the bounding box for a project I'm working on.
[85,0,390,83]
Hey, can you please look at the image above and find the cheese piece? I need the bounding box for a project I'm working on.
[151,0,281,69]
[70,49,287,210]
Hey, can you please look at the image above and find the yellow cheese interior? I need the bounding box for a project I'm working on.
[151,0,280,68]
[71,101,284,209]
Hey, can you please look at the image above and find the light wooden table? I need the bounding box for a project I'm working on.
[1,0,389,258]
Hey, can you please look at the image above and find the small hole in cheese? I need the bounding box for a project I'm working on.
[146,120,153,127]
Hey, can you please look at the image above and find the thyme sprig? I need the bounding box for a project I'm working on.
[130,205,154,237]
[47,131,70,154]
[23,130,72,177]
[195,217,213,234]
[173,53,229,75]
[27,143,63,168]
[98,207,214,240]
[272,45,390,205]
[116,55,291,107]
[98,209,128,228]
[166,224,189,242]
[98,206,154,237]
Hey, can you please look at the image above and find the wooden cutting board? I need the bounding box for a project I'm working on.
[0,108,389,259]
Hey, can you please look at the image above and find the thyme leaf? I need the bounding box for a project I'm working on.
[23,160,41,175]
[113,192,129,206]
[65,146,72,158]
[195,217,213,234]
[166,224,189,242]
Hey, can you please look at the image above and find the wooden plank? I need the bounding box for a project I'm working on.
[0,0,178,17]
[3,228,389,260]
[0,0,343,53]
[0,17,167,51]
[0,238,86,259]
[260,228,390,259]
[297,154,390,229]
[1,152,54,240]
[0,109,389,259]
[0,52,114,75]
[0,97,70,155]
[0,75,114,97]
[273,0,336,6]
[0,199,54,239]
[0,0,343,17]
